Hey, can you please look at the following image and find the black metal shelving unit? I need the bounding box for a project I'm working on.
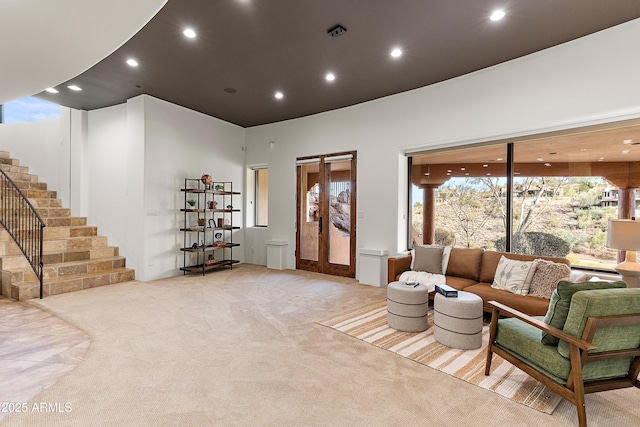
[180,178,240,275]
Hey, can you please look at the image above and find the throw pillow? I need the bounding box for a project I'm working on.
[491,256,538,296]
[528,259,571,299]
[412,245,444,274]
[410,244,452,273]
[540,280,627,345]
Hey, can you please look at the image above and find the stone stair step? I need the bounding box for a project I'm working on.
[30,198,63,208]
[43,235,108,252]
[0,164,29,174]
[5,268,135,301]
[42,256,127,281]
[33,207,71,218]
[42,246,118,264]
[22,189,57,199]
[43,216,86,227]
[4,172,38,183]
[44,225,97,239]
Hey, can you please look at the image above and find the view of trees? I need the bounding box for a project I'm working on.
[412,177,624,269]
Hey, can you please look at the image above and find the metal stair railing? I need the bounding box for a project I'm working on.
[0,169,45,299]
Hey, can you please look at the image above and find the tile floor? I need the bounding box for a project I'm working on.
[0,297,89,421]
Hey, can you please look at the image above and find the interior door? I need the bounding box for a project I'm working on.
[296,152,356,277]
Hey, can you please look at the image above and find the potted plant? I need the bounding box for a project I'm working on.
[187,199,196,207]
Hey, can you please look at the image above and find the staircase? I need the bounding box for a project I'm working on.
[0,150,134,301]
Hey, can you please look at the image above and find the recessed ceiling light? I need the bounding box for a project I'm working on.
[490,10,506,21]
[390,48,402,58]
[45,87,59,94]
[183,28,196,38]
[544,163,551,167]
[623,139,633,144]
[580,148,587,152]
[274,91,284,100]
[536,157,544,161]
[598,157,605,161]
[424,172,429,176]
[483,164,488,167]
[460,167,466,171]
[487,173,491,176]
[622,149,630,154]
[67,85,82,91]
[447,169,452,173]
[126,59,139,67]
[465,173,469,176]
[325,73,336,82]
[496,158,503,161]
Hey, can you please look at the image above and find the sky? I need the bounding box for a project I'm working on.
[1,96,60,123]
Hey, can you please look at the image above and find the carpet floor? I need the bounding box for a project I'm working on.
[317,300,562,414]
[2,264,639,426]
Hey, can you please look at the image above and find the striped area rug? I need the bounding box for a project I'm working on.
[318,300,562,414]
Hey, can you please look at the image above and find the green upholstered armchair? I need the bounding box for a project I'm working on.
[485,287,640,427]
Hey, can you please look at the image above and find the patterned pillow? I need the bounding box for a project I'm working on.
[528,260,571,299]
[491,256,538,296]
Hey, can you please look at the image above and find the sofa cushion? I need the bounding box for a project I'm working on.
[495,316,630,384]
[528,259,571,299]
[541,280,627,345]
[479,251,569,284]
[410,245,452,273]
[445,276,478,291]
[558,288,640,359]
[491,256,538,295]
[464,283,550,316]
[412,245,444,274]
[445,248,483,281]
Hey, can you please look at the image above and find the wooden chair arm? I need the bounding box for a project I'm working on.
[488,300,597,352]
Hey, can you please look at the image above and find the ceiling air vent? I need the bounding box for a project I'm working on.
[327,24,347,38]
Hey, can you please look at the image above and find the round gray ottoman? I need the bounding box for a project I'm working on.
[387,281,430,332]
[434,291,483,349]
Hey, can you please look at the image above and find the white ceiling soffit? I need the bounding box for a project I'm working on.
[0,0,167,104]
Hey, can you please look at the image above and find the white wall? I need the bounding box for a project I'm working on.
[85,95,246,282]
[244,19,640,278]
[141,96,246,281]
[0,113,71,206]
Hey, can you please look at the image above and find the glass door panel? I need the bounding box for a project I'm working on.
[327,159,352,266]
[297,161,321,271]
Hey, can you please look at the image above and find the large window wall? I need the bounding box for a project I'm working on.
[410,122,640,271]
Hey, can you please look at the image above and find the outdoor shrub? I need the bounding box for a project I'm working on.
[494,232,571,257]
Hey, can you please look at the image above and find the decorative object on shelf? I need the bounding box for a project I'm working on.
[191,242,198,249]
[208,219,215,228]
[214,232,223,242]
[226,204,233,209]
[217,218,224,228]
[215,184,224,191]
[187,199,196,207]
[198,218,206,226]
[607,218,640,288]
[209,200,217,210]
[201,173,213,188]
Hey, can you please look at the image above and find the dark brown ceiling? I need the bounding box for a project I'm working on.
[35,0,640,128]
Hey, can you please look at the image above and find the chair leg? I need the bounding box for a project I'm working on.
[485,307,500,375]
[569,344,587,427]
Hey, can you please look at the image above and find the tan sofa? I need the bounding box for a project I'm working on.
[387,248,571,316]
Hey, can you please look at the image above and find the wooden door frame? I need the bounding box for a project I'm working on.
[296,151,357,278]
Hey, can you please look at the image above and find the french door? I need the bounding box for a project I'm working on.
[296,151,357,277]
